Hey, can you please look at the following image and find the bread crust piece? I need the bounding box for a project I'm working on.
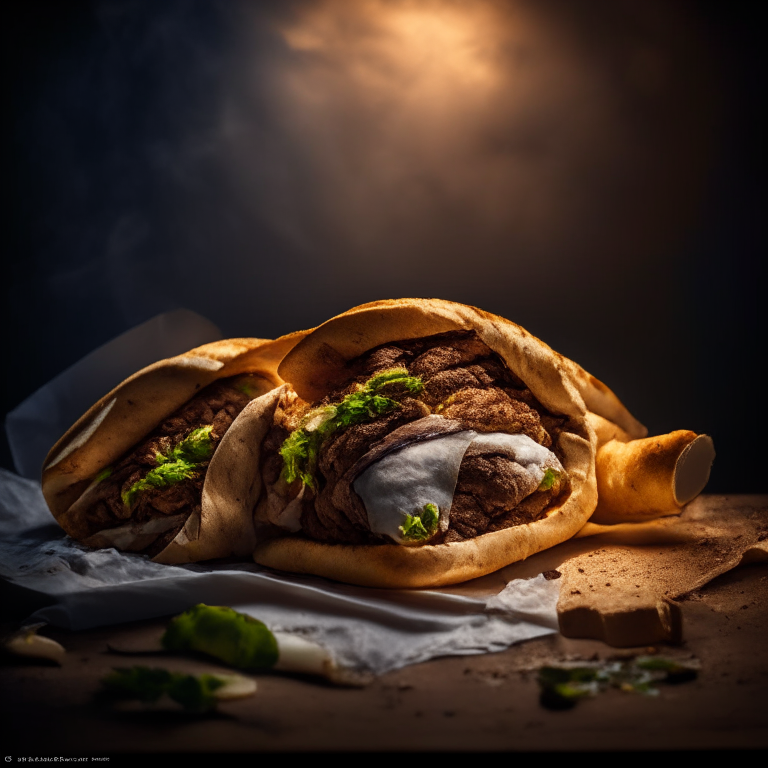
[42,332,307,563]
[252,299,646,588]
[591,431,716,524]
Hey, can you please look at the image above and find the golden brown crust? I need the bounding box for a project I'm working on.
[278,299,645,437]
[42,332,309,563]
[591,431,716,524]
[254,298,621,587]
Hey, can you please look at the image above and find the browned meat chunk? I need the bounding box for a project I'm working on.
[441,387,551,446]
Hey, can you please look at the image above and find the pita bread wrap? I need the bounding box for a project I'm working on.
[247,299,650,588]
[42,333,306,564]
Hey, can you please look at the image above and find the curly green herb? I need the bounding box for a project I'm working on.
[400,503,440,542]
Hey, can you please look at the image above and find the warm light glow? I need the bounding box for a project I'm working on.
[280,0,502,92]
[224,0,710,300]
[274,0,521,135]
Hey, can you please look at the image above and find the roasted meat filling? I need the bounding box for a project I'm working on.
[263,331,571,545]
[75,375,261,556]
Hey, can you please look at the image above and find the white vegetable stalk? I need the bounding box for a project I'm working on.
[273,632,371,686]
[273,632,335,676]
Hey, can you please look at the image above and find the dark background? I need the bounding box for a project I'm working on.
[3,0,765,491]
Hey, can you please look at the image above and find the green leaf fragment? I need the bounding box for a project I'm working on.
[162,604,279,671]
[280,427,323,488]
[635,656,699,683]
[94,466,113,484]
[400,503,440,543]
[233,375,263,398]
[537,668,599,710]
[538,666,599,686]
[102,666,225,712]
[538,468,560,491]
[635,656,686,672]
[167,672,225,712]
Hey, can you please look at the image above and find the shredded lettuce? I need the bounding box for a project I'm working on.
[162,604,279,671]
[121,426,215,509]
[400,503,440,542]
[280,368,424,488]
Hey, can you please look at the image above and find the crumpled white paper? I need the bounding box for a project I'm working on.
[0,310,562,675]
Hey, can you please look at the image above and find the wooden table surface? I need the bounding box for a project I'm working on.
[2,502,767,755]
